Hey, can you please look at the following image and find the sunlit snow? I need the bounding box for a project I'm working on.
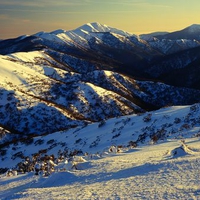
[0,139,199,199]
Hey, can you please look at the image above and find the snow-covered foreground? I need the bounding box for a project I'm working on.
[0,138,200,200]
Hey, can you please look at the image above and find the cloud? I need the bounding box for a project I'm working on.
[0,0,90,7]
[0,0,171,16]
[88,0,171,8]
[0,0,93,15]
[0,0,171,11]
[0,8,90,14]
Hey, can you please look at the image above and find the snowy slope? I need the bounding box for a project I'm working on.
[2,22,200,89]
[0,138,199,199]
[145,24,200,54]
[1,22,200,198]
[1,23,200,143]
[147,38,200,54]
[1,104,200,169]
[1,49,200,142]
[0,50,144,140]
[1,104,200,199]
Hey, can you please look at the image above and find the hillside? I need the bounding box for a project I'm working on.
[0,137,200,199]
[1,22,200,199]
[1,23,200,141]
[0,50,199,142]
[0,104,200,199]
[1,104,200,169]
[1,23,200,87]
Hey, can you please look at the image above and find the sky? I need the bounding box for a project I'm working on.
[0,0,200,39]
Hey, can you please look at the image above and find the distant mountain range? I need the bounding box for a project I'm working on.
[1,22,200,144]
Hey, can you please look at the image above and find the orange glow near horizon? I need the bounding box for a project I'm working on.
[0,0,200,39]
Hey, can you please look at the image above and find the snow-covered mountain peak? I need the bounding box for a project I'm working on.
[74,22,133,37]
[33,30,66,43]
[50,29,66,35]
[31,22,134,46]
[75,22,110,33]
[28,22,138,48]
[186,24,200,33]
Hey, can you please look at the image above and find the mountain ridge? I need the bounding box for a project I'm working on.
[1,22,200,144]
[155,24,200,40]
[1,22,200,199]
